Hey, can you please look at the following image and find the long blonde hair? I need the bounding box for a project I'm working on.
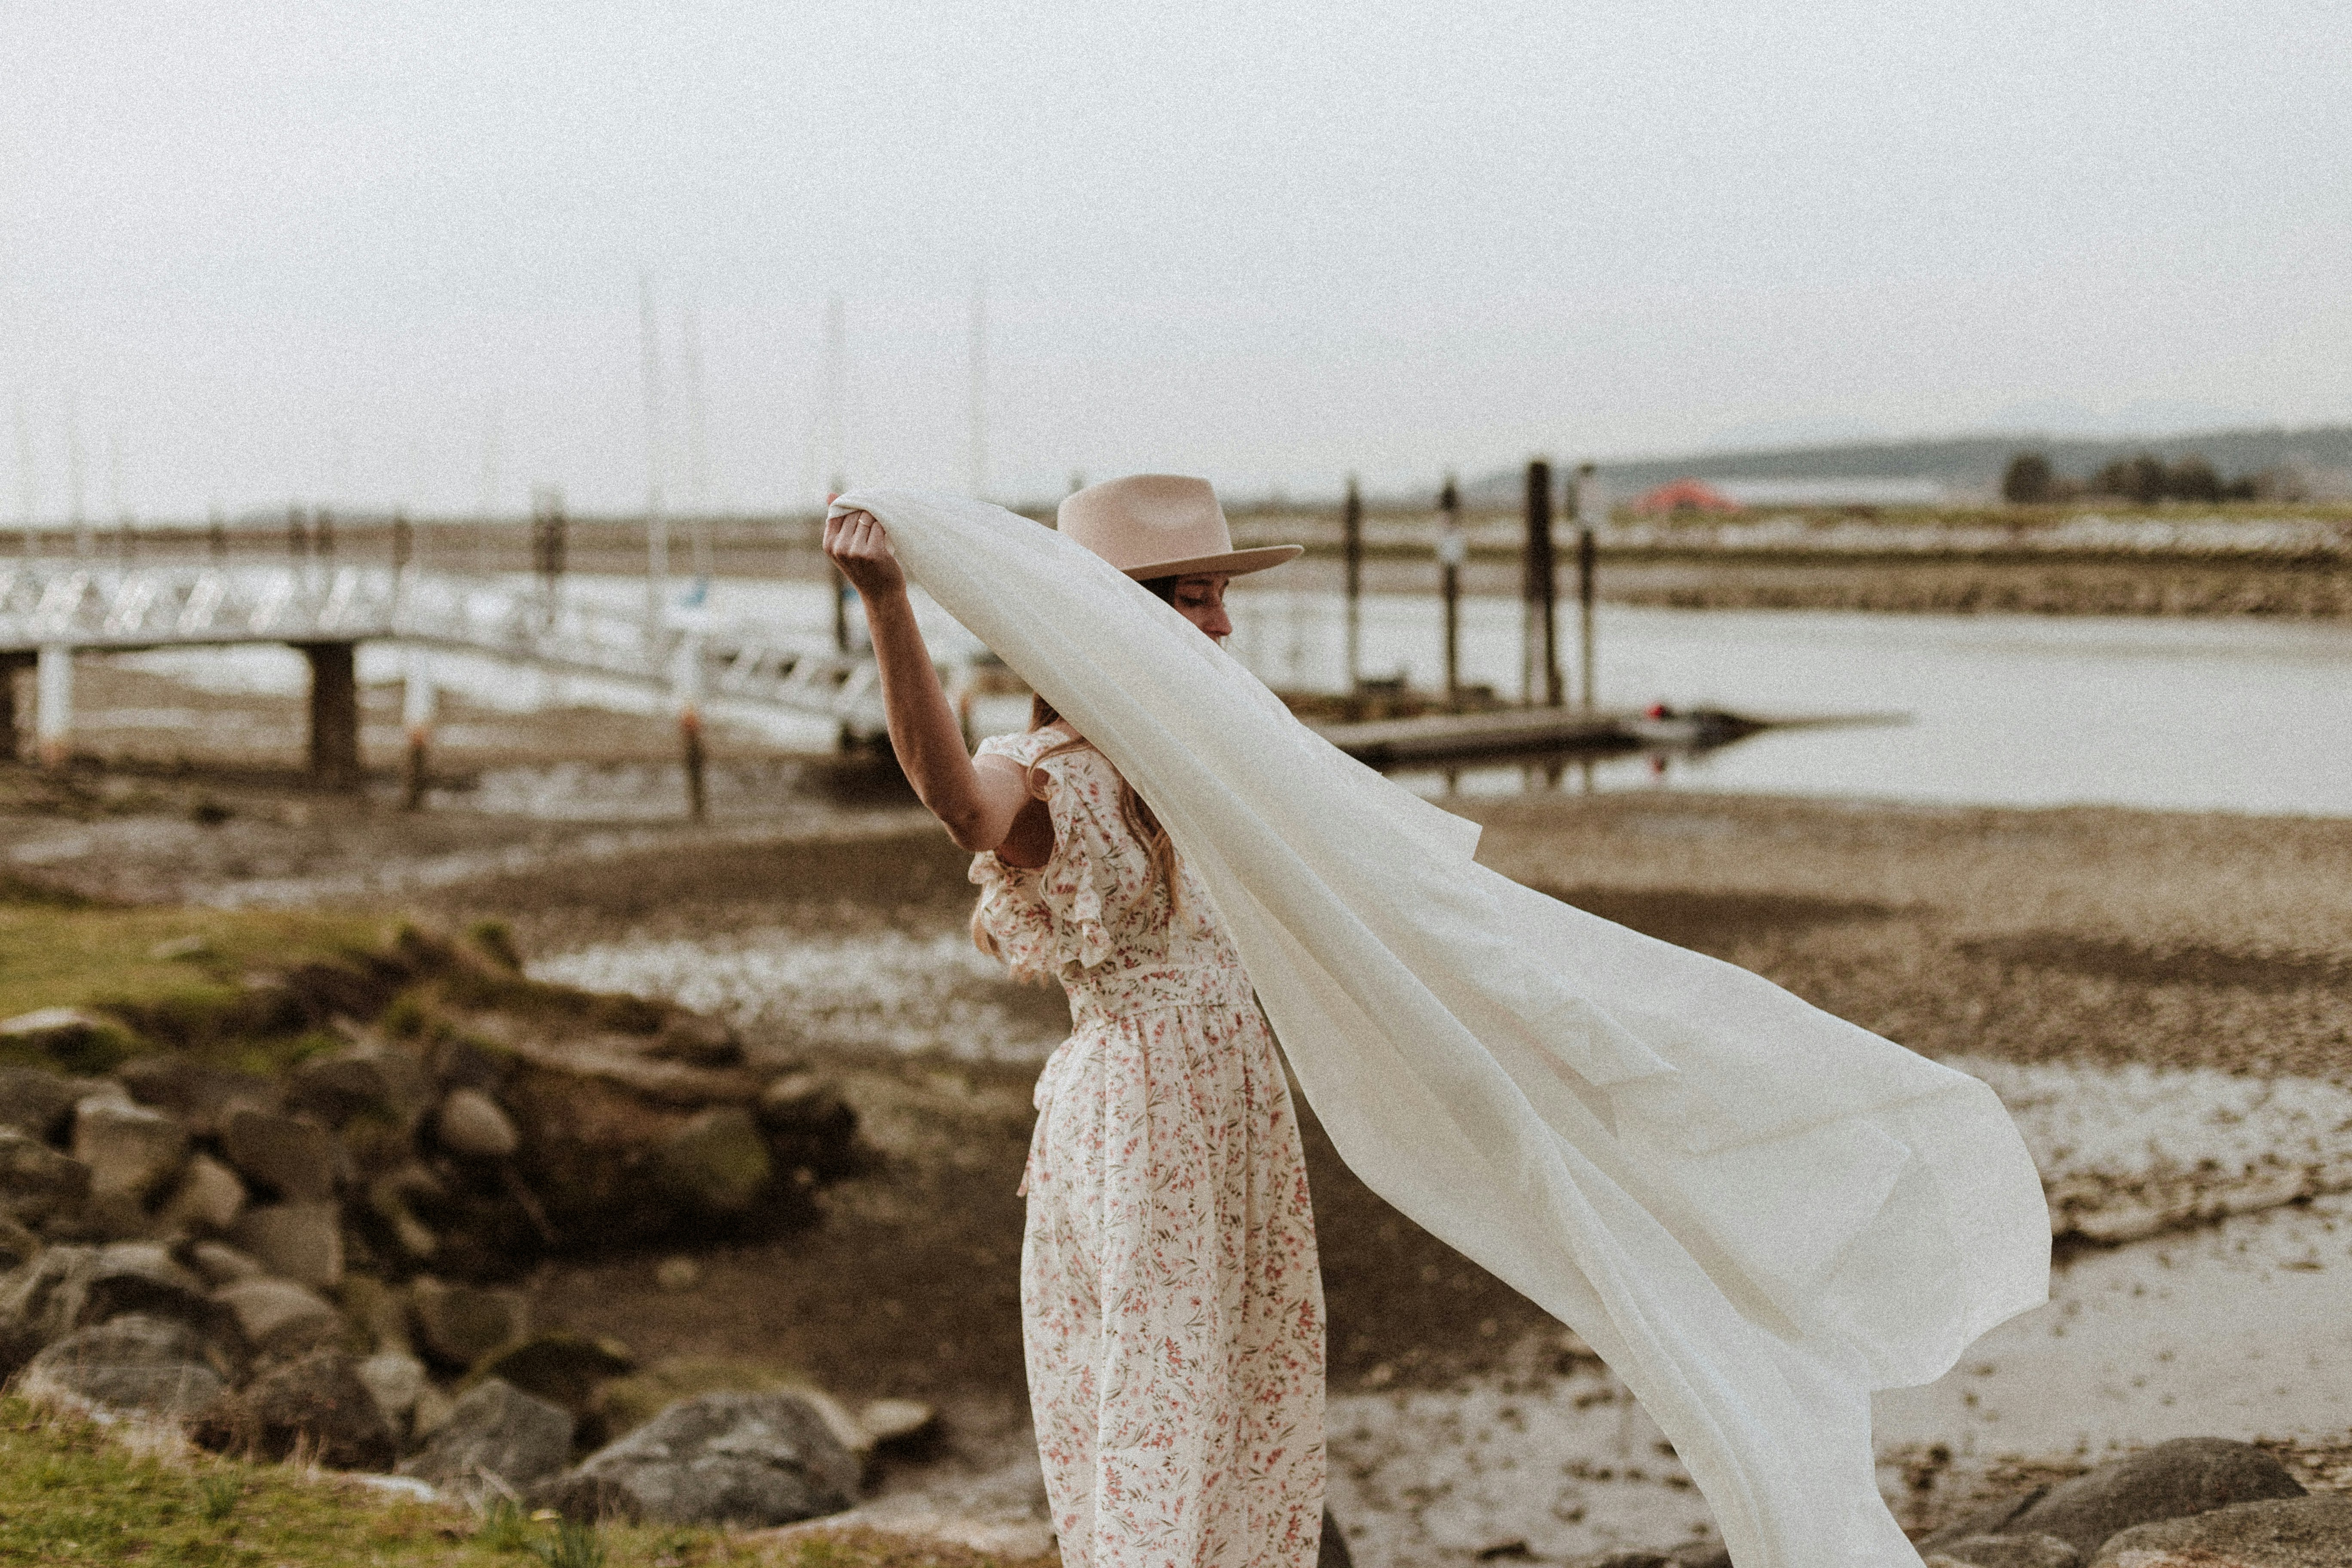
[972,692,1181,962]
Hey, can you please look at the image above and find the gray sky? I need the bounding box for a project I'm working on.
[6,0,2348,518]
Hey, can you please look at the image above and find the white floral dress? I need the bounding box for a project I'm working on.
[971,726,1326,1568]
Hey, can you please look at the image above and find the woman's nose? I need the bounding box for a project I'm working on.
[1203,604,1233,640]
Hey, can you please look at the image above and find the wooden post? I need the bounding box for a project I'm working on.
[401,650,434,811]
[392,511,413,572]
[35,645,72,769]
[1436,475,1463,707]
[1575,462,1599,712]
[1341,476,1363,693]
[531,487,565,630]
[1523,459,1560,707]
[208,511,227,562]
[296,641,361,789]
[286,505,307,564]
[676,631,708,822]
[0,652,34,763]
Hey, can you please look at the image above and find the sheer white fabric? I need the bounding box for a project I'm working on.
[833,490,2049,1568]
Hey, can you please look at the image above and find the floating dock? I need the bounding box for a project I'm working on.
[1311,705,1901,766]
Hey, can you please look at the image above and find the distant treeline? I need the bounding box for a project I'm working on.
[1512,423,2352,502]
[1999,450,2306,505]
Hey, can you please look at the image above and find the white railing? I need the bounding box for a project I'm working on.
[0,563,891,735]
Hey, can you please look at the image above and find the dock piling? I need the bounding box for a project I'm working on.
[0,652,33,762]
[1342,476,1363,692]
[295,641,361,789]
[1523,459,1562,707]
[1437,475,1463,707]
[34,645,70,769]
[1575,462,1599,711]
[401,650,435,811]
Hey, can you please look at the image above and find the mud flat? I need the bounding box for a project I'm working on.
[7,750,2350,1562]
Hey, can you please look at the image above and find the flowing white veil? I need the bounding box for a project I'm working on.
[832,489,2048,1568]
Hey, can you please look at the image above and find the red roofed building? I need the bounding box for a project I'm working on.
[1632,478,1742,515]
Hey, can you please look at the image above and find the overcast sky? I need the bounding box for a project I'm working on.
[6,1,2348,518]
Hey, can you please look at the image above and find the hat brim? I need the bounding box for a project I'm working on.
[1119,544,1304,581]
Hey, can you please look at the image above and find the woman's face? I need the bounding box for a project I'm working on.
[1169,574,1234,642]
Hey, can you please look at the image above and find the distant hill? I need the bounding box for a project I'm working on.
[1455,424,2352,505]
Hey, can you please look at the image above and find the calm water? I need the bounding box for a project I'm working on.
[1223,591,2352,818]
[120,576,2352,818]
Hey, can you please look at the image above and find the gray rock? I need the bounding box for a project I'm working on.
[71,1098,189,1203]
[337,1273,412,1356]
[156,1153,246,1234]
[0,1065,83,1143]
[288,1045,432,1130]
[0,1127,92,1224]
[0,1241,213,1371]
[1924,1486,2055,1552]
[1924,1533,2082,1568]
[407,1275,527,1369]
[213,1276,344,1363]
[398,1377,575,1499]
[0,1212,38,1270]
[434,1089,518,1159]
[0,1009,127,1073]
[115,1057,276,1140]
[18,1312,227,1419]
[474,1331,636,1415]
[856,1396,935,1448]
[2009,1437,2306,1558]
[2087,1492,2352,1567]
[220,1108,337,1203]
[80,1242,213,1327]
[186,1240,266,1287]
[653,1106,771,1216]
[229,1200,343,1289]
[356,1348,428,1432]
[647,1012,743,1069]
[533,1389,857,1526]
[227,1347,399,1470]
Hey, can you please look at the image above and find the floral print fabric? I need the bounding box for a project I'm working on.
[972,726,1326,1568]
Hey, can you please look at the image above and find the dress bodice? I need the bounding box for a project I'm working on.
[970,726,1253,1023]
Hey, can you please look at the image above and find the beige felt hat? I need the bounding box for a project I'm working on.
[1057,475,1303,580]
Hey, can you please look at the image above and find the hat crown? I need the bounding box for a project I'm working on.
[1058,475,1233,575]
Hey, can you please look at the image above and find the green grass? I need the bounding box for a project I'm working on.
[0,1399,1061,1568]
[0,894,387,1072]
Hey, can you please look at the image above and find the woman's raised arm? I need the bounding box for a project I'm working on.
[823,509,1032,852]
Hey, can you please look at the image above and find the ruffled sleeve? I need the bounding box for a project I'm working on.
[969,729,1145,982]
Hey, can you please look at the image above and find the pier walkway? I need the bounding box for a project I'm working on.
[0,560,891,783]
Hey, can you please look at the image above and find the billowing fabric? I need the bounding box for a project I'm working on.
[973,727,1325,1568]
[838,490,2050,1568]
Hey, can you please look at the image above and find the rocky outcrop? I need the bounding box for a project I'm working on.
[532,1389,858,1527]
[0,920,867,1481]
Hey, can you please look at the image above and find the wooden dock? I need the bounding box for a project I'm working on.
[1311,704,1902,766]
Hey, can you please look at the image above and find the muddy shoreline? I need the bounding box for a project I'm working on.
[8,747,2350,1555]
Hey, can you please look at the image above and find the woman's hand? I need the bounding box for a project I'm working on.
[824,508,907,602]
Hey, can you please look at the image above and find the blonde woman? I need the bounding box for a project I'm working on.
[825,475,1326,1568]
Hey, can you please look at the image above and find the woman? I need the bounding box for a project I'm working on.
[825,475,1326,1568]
